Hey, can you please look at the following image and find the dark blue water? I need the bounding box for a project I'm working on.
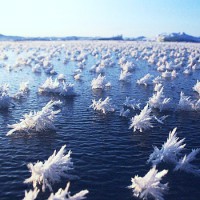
[0,41,200,200]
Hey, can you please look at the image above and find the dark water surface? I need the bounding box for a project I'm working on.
[0,41,200,200]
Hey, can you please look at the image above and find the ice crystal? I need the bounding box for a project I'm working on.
[48,182,88,200]
[128,167,168,200]
[129,104,153,132]
[7,100,61,135]
[24,145,73,192]
[90,97,115,114]
[148,128,186,165]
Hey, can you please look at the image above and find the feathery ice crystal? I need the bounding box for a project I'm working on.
[178,92,193,111]
[148,128,186,165]
[128,166,168,200]
[24,145,73,192]
[39,77,75,96]
[193,80,200,96]
[13,81,30,100]
[48,182,88,200]
[154,83,163,92]
[23,188,40,200]
[120,107,130,117]
[0,83,11,109]
[119,70,132,82]
[129,104,153,132]
[174,149,200,176]
[123,97,140,110]
[7,100,61,135]
[148,86,171,111]
[90,97,115,114]
[91,74,109,90]
[137,73,153,86]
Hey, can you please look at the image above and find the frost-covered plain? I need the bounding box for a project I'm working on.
[0,41,200,200]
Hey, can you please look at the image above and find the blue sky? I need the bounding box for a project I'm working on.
[0,0,199,37]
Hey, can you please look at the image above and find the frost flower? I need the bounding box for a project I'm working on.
[148,128,186,165]
[23,188,40,200]
[137,73,153,86]
[48,182,88,200]
[129,104,153,132]
[90,97,115,114]
[193,80,200,96]
[128,167,168,200]
[7,100,61,135]
[24,145,73,192]
[174,149,200,176]
[148,87,171,111]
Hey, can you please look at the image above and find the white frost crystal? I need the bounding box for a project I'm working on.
[129,104,153,132]
[128,167,168,200]
[174,149,200,176]
[148,128,186,165]
[23,188,40,200]
[48,182,88,200]
[7,100,61,135]
[90,97,115,114]
[24,145,73,192]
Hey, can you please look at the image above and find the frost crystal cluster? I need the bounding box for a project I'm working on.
[178,92,200,111]
[24,145,73,192]
[123,97,140,110]
[128,167,168,200]
[91,74,109,90]
[148,86,171,111]
[13,81,30,100]
[7,100,61,135]
[39,77,75,96]
[48,182,89,200]
[137,73,153,86]
[129,104,153,132]
[0,83,11,109]
[90,97,115,114]
[174,149,200,176]
[193,80,200,96]
[148,128,186,165]
[23,188,40,200]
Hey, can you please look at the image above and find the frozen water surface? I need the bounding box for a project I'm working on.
[0,41,200,200]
